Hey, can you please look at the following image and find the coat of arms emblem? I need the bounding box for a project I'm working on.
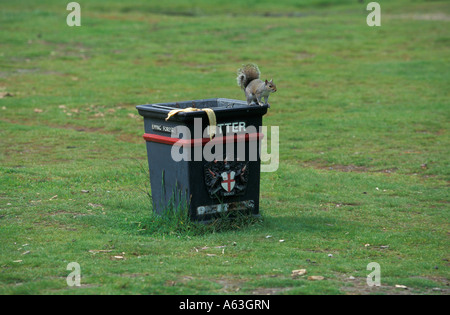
[204,159,248,198]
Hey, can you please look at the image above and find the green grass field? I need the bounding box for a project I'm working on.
[0,0,449,295]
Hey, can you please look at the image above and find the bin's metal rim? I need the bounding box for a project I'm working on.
[136,98,269,120]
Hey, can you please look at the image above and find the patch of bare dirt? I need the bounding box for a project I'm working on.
[0,118,141,144]
[340,275,449,295]
[385,13,450,21]
[303,161,369,173]
[251,287,290,295]
[302,160,404,175]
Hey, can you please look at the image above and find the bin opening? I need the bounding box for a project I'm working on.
[152,98,247,110]
[137,98,269,122]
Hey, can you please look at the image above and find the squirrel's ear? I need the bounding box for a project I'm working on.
[270,79,273,83]
[265,79,268,84]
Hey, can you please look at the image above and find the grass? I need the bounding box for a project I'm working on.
[0,0,449,295]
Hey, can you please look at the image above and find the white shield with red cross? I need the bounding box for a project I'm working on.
[221,171,236,192]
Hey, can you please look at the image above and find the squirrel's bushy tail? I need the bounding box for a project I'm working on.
[237,63,260,89]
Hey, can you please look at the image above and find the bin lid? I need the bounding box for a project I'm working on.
[136,98,268,122]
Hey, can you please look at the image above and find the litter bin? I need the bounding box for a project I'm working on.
[136,98,269,222]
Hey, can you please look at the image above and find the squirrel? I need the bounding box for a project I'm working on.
[236,63,277,106]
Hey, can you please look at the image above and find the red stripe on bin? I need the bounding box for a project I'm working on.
[143,133,264,147]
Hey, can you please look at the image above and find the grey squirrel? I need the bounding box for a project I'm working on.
[236,63,277,106]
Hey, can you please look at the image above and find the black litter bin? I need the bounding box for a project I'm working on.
[136,98,268,222]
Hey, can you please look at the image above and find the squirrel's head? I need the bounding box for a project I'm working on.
[265,79,277,93]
